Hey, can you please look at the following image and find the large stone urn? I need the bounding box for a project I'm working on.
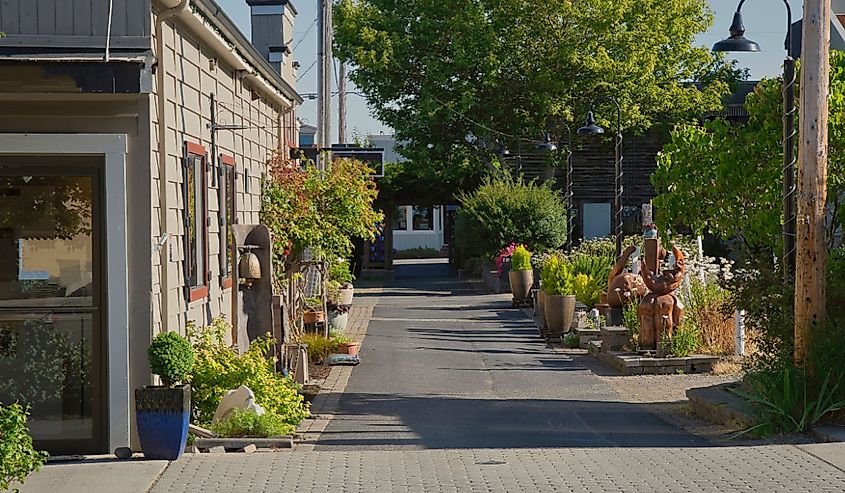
[537,289,547,329]
[508,269,533,301]
[544,294,576,334]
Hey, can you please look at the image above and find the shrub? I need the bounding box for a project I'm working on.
[665,320,701,357]
[563,332,580,349]
[298,333,340,363]
[573,273,603,309]
[680,278,734,355]
[455,177,567,262]
[328,258,355,286]
[210,408,294,437]
[540,254,574,295]
[148,331,195,387]
[622,298,640,349]
[566,253,614,284]
[187,319,309,426]
[511,245,532,271]
[0,403,48,491]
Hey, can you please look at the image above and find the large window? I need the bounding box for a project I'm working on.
[412,206,434,230]
[392,206,407,231]
[221,154,236,289]
[184,142,208,301]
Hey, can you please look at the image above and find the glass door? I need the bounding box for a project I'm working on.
[0,156,104,454]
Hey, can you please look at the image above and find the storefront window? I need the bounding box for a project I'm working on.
[393,206,408,231]
[412,206,434,230]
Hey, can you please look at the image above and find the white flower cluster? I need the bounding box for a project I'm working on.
[685,254,735,284]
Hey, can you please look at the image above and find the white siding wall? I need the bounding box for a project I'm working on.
[393,205,445,251]
[150,16,294,336]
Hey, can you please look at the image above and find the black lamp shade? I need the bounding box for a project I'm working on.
[712,11,761,53]
[536,131,557,151]
[577,111,604,136]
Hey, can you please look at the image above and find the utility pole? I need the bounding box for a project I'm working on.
[794,0,830,369]
[316,0,333,167]
[338,61,348,144]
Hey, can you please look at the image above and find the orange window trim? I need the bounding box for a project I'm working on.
[185,141,209,298]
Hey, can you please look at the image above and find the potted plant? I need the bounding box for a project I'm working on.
[303,297,325,324]
[335,336,360,356]
[135,331,195,460]
[541,254,576,335]
[326,281,351,331]
[329,259,355,305]
[508,244,533,303]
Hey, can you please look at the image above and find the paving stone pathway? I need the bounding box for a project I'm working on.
[151,261,845,492]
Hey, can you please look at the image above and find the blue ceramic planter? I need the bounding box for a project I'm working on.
[135,385,191,460]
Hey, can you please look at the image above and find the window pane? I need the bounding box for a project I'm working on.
[392,206,407,231]
[0,175,94,305]
[412,206,434,230]
[186,154,206,288]
[225,166,234,279]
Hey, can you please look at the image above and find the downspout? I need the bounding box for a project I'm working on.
[155,0,190,334]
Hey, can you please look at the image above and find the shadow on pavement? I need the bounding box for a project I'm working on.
[314,393,714,450]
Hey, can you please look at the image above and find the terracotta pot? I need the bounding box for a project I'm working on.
[544,294,576,334]
[338,286,354,305]
[339,341,360,356]
[303,310,325,324]
[508,269,533,301]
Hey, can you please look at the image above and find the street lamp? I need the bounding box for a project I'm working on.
[578,98,623,259]
[537,125,574,252]
[713,0,796,282]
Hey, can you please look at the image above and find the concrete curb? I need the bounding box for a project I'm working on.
[686,382,756,429]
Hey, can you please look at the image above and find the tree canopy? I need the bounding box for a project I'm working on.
[334,0,739,202]
[652,51,845,256]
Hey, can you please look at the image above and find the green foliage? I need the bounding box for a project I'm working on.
[455,177,567,262]
[334,0,737,200]
[734,359,845,436]
[680,278,734,355]
[0,403,48,491]
[563,332,580,349]
[298,333,341,363]
[567,254,614,283]
[540,254,574,296]
[573,273,603,309]
[622,298,640,349]
[148,331,195,387]
[664,321,701,357]
[328,258,355,286]
[210,409,294,438]
[186,319,309,426]
[653,51,845,254]
[261,154,383,287]
[510,245,532,271]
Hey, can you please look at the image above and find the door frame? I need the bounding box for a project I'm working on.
[0,133,129,452]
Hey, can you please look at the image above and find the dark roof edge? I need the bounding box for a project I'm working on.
[246,0,298,16]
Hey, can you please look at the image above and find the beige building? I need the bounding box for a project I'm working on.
[0,0,301,454]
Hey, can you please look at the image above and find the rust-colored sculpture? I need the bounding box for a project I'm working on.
[637,244,686,351]
[606,245,647,307]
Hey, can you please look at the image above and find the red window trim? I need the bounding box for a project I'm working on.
[185,141,209,302]
[220,153,235,290]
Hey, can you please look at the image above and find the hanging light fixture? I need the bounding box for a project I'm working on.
[712,10,761,53]
[577,111,605,136]
[536,131,558,152]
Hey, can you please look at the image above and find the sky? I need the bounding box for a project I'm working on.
[217,0,803,142]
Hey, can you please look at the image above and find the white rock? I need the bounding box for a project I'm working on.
[212,385,265,423]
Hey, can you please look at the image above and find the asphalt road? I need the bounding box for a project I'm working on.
[315,262,708,450]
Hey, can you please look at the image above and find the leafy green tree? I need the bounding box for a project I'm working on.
[652,51,845,256]
[334,0,739,200]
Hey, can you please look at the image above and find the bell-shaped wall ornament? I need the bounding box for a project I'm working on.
[238,245,262,283]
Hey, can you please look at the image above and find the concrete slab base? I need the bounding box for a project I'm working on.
[686,382,756,429]
[12,458,168,493]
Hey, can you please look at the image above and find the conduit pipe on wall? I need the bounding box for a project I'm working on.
[155,0,190,335]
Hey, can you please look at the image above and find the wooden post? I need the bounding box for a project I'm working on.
[794,0,830,369]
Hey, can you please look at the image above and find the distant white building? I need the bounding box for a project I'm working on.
[368,133,448,254]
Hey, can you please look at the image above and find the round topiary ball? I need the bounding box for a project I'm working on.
[148,331,195,387]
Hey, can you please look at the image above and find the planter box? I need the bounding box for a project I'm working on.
[135,385,191,460]
[600,326,630,352]
[597,351,720,375]
[194,437,294,450]
[576,327,601,349]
